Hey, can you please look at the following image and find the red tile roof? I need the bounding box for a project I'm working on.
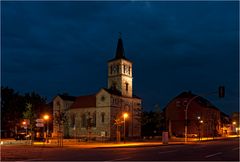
[70,95,96,109]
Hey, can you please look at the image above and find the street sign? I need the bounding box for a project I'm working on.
[36,119,44,123]
[36,123,44,127]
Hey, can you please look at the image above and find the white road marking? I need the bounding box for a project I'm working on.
[105,157,132,161]
[232,147,239,151]
[158,150,178,154]
[205,152,222,158]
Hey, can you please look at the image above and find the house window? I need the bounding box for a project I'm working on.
[176,101,181,108]
[101,113,105,123]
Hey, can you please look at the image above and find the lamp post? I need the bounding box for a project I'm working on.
[197,116,203,141]
[22,121,27,139]
[232,121,236,133]
[123,113,128,144]
[43,114,49,143]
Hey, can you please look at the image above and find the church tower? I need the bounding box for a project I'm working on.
[108,34,133,97]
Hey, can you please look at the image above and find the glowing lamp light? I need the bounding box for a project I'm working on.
[233,121,236,125]
[123,113,128,119]
[43,115,49,120]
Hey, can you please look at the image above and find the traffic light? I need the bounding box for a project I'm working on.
[218,86,225,98]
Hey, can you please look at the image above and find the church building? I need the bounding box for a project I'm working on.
[52,35,142,140]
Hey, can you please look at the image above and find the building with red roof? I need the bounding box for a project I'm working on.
[52,35,142,140]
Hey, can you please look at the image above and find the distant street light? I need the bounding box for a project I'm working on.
[43,114,49,143]
[123,113,128,144]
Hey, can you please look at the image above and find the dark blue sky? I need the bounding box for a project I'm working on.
[1,1,239,115]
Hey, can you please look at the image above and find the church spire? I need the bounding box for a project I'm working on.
[115,32,125,59]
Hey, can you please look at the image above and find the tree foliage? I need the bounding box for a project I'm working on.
[141,105,165,136]
[23,103,37,129]
[1,86,48,137]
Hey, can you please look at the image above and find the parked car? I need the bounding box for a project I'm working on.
[15,133,28,140]
[187,134,198,138]
[34,137,46,142]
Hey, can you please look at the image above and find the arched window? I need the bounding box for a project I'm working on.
[92,112,96,127]
[126,83,129,92]
[101,112,105,123]
[81,114,86,128]
[70,113,76,128]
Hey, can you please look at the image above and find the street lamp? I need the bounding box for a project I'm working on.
[22,121,27,139]
[43,114,49,143]
[232,121,237,133]
[123,113,128,144]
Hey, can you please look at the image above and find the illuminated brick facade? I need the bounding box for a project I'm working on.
[165,92,221,137]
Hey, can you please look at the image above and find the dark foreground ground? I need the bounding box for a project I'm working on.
[1,137,239,161]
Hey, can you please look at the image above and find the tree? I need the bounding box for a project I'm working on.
[54,109,68,146]
[23,103,37,143]
[1,87,25,137]
[24,92,47,117]
[141,105,165,137]
[1,86,48,138]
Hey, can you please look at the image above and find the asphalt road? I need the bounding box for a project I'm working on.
[1,138,239,161]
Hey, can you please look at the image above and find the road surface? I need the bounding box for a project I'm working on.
[1,138,239,161]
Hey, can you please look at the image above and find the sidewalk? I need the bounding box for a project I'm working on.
[32,141,186,149]
[1,135,239,148]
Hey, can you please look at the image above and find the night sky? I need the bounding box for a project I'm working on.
[2,1,239,115]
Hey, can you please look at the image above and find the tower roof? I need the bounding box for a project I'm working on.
[108,33,132,63]
[115,34,125,59]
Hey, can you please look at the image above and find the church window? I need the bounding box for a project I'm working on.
[70,113,76,128]
[126,83,129,92]
[123,65,126,73]
[92,112,96,127]
[110,65,113,74]
[81,114,87,128]
[101,112,105,123]
[129,67,131,75]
